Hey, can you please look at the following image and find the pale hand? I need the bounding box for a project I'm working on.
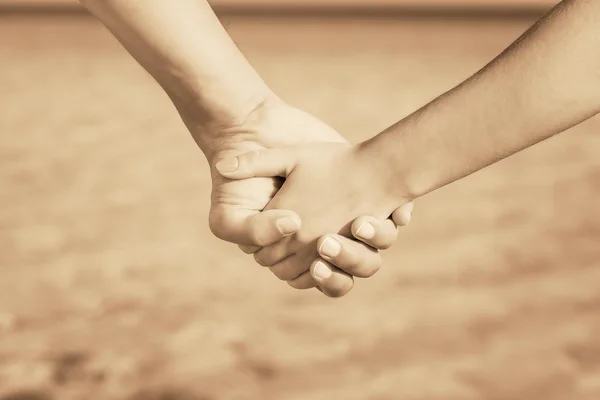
[216,141,412,294]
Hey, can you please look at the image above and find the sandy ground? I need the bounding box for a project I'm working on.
[0,13,599,400]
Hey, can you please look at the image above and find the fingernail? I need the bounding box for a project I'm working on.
[319,237,341,258]
[313,261,333,280]
[355,222,375,239]
[276,216,300,235]
[215,158,238,173]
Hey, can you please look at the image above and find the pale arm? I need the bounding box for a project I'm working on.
[365,0,600,201]
[80,0,273,159]
[212,0,600,295]
[79,0,415,297]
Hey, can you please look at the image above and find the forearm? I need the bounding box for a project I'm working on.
[80,0,273,152]
[364,0,600,201]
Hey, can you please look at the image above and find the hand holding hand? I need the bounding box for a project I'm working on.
[216,141,413,296]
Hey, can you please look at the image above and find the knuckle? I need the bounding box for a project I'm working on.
[250,232,269,248]
[246,150,263,167]
[208,211,228,241]
[248,221,271,247]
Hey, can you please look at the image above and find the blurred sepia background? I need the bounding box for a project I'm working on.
[1,0,599,399]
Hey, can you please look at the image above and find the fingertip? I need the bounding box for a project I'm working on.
[316,235,328,253]
[310,259,354,298]
[248,210,300,247]
[317,235,342,259]
[349,215,397,250]
[374,218,398,250]
[312,259,333,281]
[215,157,239,176]
[352,217,377,241]
[276,213,301,236]
[392,202,414,227]
[208,206,251,243]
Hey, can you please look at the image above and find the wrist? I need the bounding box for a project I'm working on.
[169,72,273,125]
[174,82,279,159]
[357,120,433,204]
[353,139,413,207]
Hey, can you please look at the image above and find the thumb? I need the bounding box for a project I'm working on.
[209,206,302,247]
[215,148,297,180]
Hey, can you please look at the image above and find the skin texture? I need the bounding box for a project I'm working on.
[81,0,414,297]
[217,142,409,294]
[3,13,599,398]
[217,0,600,286]
[202,99,410,295]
